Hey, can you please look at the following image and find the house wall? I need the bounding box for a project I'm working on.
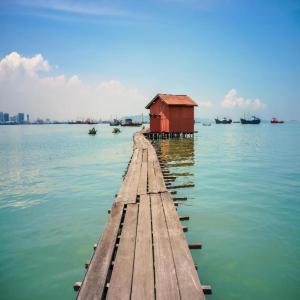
[169,106,194,133]
[149,99,169,132]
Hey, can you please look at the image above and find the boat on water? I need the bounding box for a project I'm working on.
[202,123,211,126]
[215,117,232,124]
[88,127,97,135]
[121,118,142,127]
[109,119,121,126]
[112,127,121,133]
[240,116,261,124]
[271,118,284,124]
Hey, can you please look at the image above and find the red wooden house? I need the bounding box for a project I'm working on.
[145,94,198,133]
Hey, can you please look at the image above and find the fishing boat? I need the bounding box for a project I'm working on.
[112,127,121,133]
[240,116,261,124]
[88,127,97,135]
[215,117,232,124]
[271,118,284,124]
[120,118,142,127]
[109,119,121,126]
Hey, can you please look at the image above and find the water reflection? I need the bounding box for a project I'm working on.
[152,138,195,186]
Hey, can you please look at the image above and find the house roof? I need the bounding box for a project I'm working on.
[145,94,198,109]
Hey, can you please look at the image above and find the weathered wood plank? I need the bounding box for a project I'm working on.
[77,203,124,300]
[161,192,205,300]
[116,149,139,202]
[106,204,138,300]
[167,183,195,189]
[153,159,167,192]
[126,149,143,202]
[117,149,143,203]
[148,148,158,193]
[131,194,155,300]
[151,193,180,300]
[137,149,148,195]
[134,132,151,150]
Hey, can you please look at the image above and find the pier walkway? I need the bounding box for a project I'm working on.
[76,132,207,300]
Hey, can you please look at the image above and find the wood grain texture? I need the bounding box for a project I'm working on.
[117,149,142,203]
[137,149,148,195]
[77,203,124,300]
[153,159,167,192]
[151,193,180,300]
[161,192,205,300]
[106,204,138,300]
[131,194,155,300]
[148,148,159,193]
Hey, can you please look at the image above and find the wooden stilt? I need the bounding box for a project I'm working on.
[188,243,202,249]
[202,285,212,295]
[73,282,82,291]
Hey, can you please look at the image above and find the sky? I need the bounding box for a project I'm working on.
[0,0,299,120]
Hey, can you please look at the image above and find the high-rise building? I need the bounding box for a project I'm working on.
[10,115,17,123]
[17,113,25,124]
[0,112,3,123]
[26,114,30,123]
[3,113,9,123]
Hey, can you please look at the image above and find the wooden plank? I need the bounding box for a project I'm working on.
[106,204,138,300]
[153,159,167,193]
[126,149,143,202]
[117,149,142,203]
[77,203,124,300]
[151,193,180,300]
[161,192,205,300]
[167,183,195,189]
[134,132,150,150]
[148,148,158,193]
[137,149,148,195]
[116,149,139,202]
[131,194,155,300]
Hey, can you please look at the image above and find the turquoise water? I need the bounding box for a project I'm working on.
[0,124,299,300]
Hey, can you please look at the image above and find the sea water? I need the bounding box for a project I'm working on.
[0,123,299,300]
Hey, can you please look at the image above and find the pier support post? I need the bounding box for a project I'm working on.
[189,243,202,249]
[73,282,82,291]
[202,285,212,295]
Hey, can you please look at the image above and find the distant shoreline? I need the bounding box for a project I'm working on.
[1,120,299,126]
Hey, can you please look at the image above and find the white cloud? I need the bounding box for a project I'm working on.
[222,89,265,110]
[19,0,141,19]
[0,52,50,79]
[161,0,229,11]
[198,100,213,109]
[0,52,146,120]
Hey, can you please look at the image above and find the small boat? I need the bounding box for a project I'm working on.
[215,117,232,124]
[240,116,261,124]
[202,123,211,126]
[120,118,142,127]
[112,127,121,133]
[271,118,284,124]
[88,127,97,135]
[110,119,121,126]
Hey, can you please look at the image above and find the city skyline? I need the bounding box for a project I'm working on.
[0,111,27,124]
[0,0,299,120]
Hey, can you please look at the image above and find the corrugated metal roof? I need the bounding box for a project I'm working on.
[145,94,198,108]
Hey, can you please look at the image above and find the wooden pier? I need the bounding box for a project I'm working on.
[75,132,210,300]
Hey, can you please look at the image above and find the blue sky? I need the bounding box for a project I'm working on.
[0,0,299,120]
